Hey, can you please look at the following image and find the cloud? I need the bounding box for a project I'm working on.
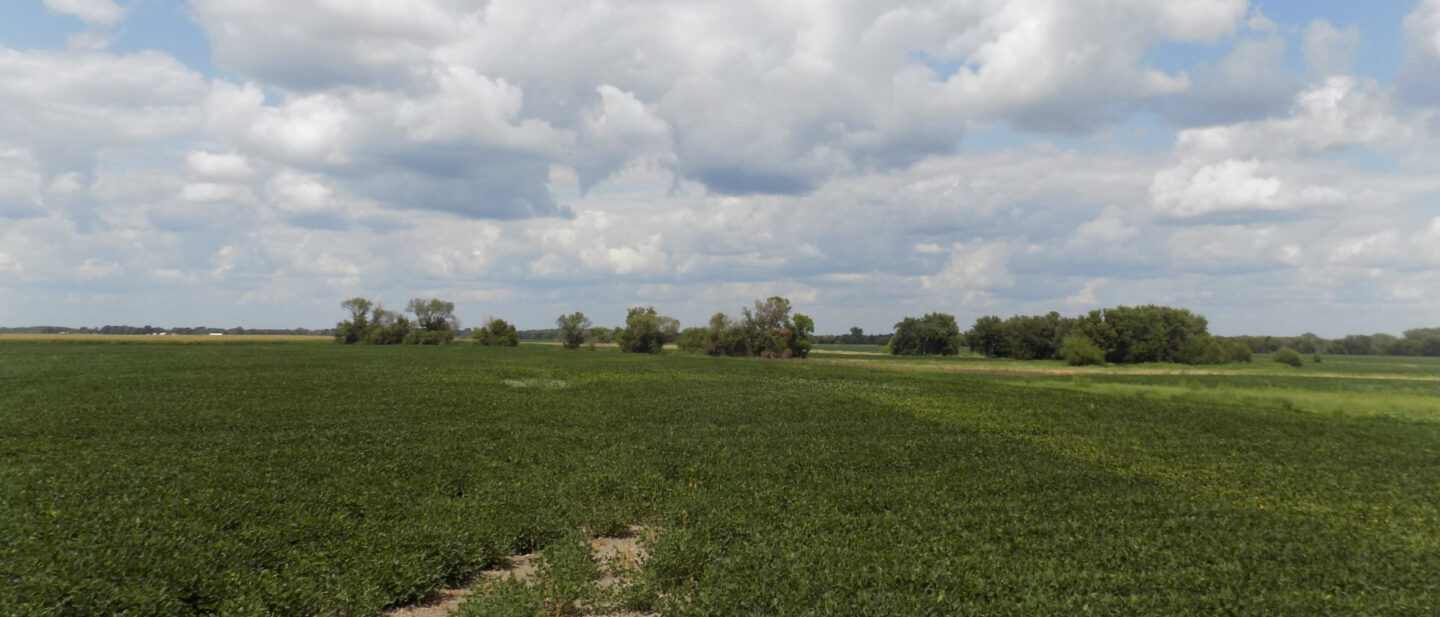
[920,241,1015,305]
[181,0,1260,202]
[1304,20,1361,77]
[0,47,206,179]
[1150,158,1343,219]
[205,75,573,219]
[186,152,256,183]
[1149,76,1426,222]
[10,0,1440,337]
[931,0,1247,133]
[1399,0,1440,106]
[0,148,46,219]
[529,211,668,277]
[43,0,125,25]
[1154,25,1301,127]
[189,0,459,91]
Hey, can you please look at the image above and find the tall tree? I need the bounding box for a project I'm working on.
[891,313,962,356]
[405,297,458,344]
[556,312,593,349]
[615,306,670,353]
[335,297,374,344]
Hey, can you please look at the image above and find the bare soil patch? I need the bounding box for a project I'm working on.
[385,526,653,617]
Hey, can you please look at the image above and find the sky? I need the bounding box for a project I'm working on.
[2,0,1439,336]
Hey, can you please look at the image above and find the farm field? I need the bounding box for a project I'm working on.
[0,334,332,344]
[2,343,1439,616]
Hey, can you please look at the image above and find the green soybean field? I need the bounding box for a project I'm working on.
[2,343,1438,616]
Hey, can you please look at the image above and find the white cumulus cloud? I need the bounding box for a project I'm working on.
[43,0,125,25]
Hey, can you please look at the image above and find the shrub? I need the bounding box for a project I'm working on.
[406,329,455,345]
[1274,347,1303,368]
[1174,335,1225,365]
[676,327,709,353]
[474,318,519,347]
[1060,334,1105,366]
[1223,340,1253,363]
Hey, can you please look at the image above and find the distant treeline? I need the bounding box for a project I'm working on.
[517,326,888,347]
[1227,328,1440,357]
[0,325,332,336]
[812,327,893,346]
[516,328,615,343]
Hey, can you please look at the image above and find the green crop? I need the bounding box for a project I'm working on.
[2,343,1437,616]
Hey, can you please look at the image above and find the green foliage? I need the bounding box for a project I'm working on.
[688,298,813,359]
[407,298,459,334]
[475,318,519,347]
[404,299,458,345]
[1172,335,1225,365]
[812,327,891,347]
[1223,340,1253,363]
[1227,327,1440,358]
[334,297,373,344]
[890,312,963,356]
[675,326,709,354]
[1059,334,1105,366]
[1274,347,1304,368]
[367,308,412,344]
[4,344,1440,616]
[789,313,814,359]
[555,312,593,350]
[614,306,671,353]
[335,297,457,345]
[974,306,1236,365]
[965,315,1009,358]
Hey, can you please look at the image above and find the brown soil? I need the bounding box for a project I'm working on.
[384,526,654,617]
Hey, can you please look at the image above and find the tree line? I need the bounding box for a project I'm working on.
[1227,328,1440,357]
[882,306,1251,366]
[331,296,814,358]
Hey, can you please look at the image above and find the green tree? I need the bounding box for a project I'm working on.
[556,312,593,350]
[474,317,519,347]
[703,312,748,357]
[335,297,374,344]
[738,297,812,358]
[615,307,669,353]
[1404,327,1440,357]
[405,298,457,344]
[788,313,814,359]
[890,313,962,356]
[1001,312,1069,360]
[965,315,1008,358]
[1173,335,1225,365]
[367,308,411,344]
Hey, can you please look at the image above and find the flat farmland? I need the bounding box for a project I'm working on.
[2,343,1438,616]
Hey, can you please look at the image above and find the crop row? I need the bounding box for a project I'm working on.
[2,343,1437,615]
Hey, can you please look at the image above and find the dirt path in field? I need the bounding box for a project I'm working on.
[386,528,653,617]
